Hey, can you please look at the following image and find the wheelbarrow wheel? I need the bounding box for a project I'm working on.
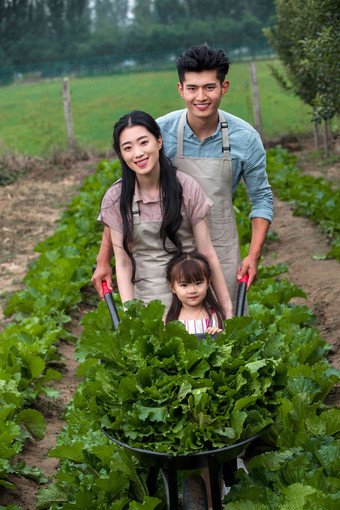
[182,474,208,510]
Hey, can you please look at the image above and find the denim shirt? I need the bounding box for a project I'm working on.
[157,109,273,222]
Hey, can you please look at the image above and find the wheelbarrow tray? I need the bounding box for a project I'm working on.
[101,425,270,471]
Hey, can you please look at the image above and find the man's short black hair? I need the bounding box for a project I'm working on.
[176,43,230,85]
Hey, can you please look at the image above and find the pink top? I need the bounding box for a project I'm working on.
[98,170,213,231]
[181,313,219,334]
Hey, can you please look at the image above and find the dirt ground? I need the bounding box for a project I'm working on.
[0,154,104,509]
[0,138,339,509]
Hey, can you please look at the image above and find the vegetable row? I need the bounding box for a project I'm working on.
[0,160,117,504]
[1,148,339,509]
[266,147,340,261]
[31,149,340,509]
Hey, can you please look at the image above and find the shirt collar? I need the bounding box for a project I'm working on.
[184,109,222,140]
[133,181,161,204]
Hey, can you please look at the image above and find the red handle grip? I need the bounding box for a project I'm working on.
[102,281,112,295]
[238,273,249,285]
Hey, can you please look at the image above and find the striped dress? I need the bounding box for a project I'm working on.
[180,313,219,334]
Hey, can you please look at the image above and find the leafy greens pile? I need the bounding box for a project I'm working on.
[80,301,275,454]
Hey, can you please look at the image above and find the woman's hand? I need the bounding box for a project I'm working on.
[91,262,113,301]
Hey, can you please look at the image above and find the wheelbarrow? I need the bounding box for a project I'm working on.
[100,275,269,510]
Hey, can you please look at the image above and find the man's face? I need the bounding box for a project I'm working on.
[177,70,229,122]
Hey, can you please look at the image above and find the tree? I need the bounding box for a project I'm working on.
[300,1,340,156]
[265,0,340,154]
[94,0,129,29]
[154,0,185,25]
[132,0,153,25]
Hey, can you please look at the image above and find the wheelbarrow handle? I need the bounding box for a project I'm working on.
[235,273,249,317]
[102,282,120,330]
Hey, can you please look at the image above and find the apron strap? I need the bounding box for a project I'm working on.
[132,199,140,225]
[176,110,231,158]
[176,111,186,157]
[219,112,231,157]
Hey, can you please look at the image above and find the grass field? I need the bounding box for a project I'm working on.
[0,60,316,156]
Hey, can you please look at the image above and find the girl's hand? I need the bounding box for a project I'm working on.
[206,327,223,335]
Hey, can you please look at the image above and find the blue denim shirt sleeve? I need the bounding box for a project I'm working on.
[157,109,273,223]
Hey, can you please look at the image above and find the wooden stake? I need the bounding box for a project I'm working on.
[62,77,74,151]
[249,60,262,137]
[323,119,329,158]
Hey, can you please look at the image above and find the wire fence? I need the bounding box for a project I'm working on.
[0,43,276,86]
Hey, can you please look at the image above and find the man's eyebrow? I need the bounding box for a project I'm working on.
[185,82,217,87]
[121,135,148,147]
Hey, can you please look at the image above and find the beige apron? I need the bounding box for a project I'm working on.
[131,199,195,310]
[174,111,244,311]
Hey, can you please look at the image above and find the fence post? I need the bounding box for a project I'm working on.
[249,60,262,137]
[62,77,74,151]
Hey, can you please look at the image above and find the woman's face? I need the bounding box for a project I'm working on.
[119,125,162,179]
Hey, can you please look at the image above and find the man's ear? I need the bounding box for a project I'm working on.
[221,80,229,97]
[177,82,184,98]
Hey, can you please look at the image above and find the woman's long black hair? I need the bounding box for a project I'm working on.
[113,110,183,283]
[165,251,225,329]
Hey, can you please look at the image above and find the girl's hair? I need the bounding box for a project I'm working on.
[165,251,224,329]
[112,110,183,282]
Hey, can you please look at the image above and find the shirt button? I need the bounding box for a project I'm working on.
[187,133,190,138]
[199,145,203,149]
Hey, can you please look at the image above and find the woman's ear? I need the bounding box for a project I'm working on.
[158,135,163,150]
[168,282,175,293]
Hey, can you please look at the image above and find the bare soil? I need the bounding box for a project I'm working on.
[0,138,339,509]
[0,154,104,509]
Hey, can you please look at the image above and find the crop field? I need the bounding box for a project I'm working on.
[0,53,339,509]
[0,60,316,156]
[0,143,339,508]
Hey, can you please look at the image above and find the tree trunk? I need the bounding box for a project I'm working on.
[323,119,329,158]
[249,60,262,137]
[313,108,319,149]
[62,77,74,152]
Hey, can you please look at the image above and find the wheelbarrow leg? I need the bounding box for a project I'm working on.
[146,466,159,496]
[208,454,223,510]
[160,461,179,510]
[222,458,237,487]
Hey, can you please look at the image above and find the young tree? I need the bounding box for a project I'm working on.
[94,0,129,29]
[132,0,153,25]
[265,0,339,153]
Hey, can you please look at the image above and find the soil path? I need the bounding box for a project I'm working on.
[262,197,340,370]
[0,141,339,508]
[0,155,104,509]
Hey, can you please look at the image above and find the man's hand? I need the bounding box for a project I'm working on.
[237,217,270,291]
[91,262,113,301]
[237,255,259,291]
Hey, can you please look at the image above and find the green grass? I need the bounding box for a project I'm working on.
[0,60,316,156]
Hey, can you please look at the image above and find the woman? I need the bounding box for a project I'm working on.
[98,110,233,319]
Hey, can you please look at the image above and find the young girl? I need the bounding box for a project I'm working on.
[166,251,224,335]
[98,110,233,319]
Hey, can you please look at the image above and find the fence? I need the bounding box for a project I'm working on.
[0,44,275,86]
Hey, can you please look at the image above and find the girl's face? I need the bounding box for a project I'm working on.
[169,277,209,309]
[119,125,162,179]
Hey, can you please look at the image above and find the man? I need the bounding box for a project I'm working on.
[91,43,273,310]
